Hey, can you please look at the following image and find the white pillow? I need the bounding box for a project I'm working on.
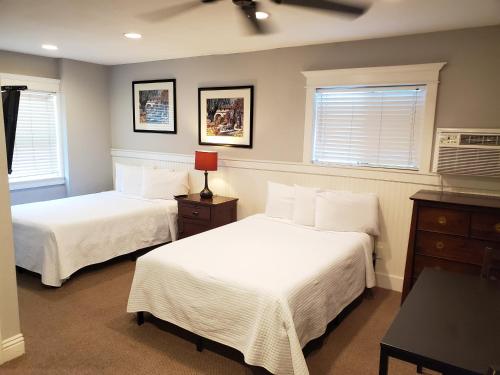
[292,185,320,226]
[265,181,294,220]
[315,191,380,235]
[115,164,143,196]
[142,169,189,200]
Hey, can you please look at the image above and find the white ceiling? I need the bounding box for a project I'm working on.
[0,0,499,65]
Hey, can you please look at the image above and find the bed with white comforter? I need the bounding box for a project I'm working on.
[12,191,178,287]
[127,214,375,375]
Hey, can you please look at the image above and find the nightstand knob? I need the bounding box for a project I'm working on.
[495,223,500,233]
[192,211,199,216]
[435,241,444,250]
[437,216,447,225]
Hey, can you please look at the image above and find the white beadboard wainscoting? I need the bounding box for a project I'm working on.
[111,148,500,292]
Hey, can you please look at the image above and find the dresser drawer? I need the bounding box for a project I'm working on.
[415,231,486,265]
[413,255,480,278]
[417,207,469,236]
[471,213,500,242]
[179,203,211,221]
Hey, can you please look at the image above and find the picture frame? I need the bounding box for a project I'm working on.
[132,79,177,134]
[198,86,254,148]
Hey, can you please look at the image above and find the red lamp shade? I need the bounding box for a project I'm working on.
[195,151,218,171]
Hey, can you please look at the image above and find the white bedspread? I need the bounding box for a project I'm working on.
[127,214,375,375]
[12,191,178,287]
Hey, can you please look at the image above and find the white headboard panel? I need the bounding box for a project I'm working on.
[110,147,500,292]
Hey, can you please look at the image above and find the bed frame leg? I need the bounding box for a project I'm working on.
[137,311,144,326]
[365,288,374,299]
[196,336,204,352]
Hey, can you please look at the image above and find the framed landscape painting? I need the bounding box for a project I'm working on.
[133,79,176,134]
[198,86,253,148]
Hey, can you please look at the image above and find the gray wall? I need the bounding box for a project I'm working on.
[60,59,112,196]
[0,50,59,79]
[110,25,500,162]
[0,52,113,204]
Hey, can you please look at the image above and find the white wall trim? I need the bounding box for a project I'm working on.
[0,73,60,93]
[375,272,403,292]
[111,148,500,194]
[111,148,500,292]
[0,333,25,365]
[301,62,447,174]
[301,63,447,87]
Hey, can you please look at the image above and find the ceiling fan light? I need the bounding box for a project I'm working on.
[255,11,269,20]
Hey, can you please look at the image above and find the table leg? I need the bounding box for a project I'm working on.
[379,347,389,375]
[417,364,423,373]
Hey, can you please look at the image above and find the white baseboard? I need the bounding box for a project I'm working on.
[0,333,25,365]
[375,272,403,292]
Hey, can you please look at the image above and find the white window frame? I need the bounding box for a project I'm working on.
[0,73,66,190]
[302,63,446,173]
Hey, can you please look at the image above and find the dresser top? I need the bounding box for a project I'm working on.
[411,189,500,209]
[175,194,238,206]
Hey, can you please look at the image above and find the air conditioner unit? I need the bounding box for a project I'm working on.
[432,128,500,178]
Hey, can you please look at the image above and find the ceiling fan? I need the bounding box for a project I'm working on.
[140,0,370,34]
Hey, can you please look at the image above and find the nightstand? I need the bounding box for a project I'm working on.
[175,194,238,239]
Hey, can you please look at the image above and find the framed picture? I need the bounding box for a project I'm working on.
[132,79,176,134]
[198,86,253,148]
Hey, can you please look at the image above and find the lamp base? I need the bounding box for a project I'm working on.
[199,170,213,199]
[199,188,213,200]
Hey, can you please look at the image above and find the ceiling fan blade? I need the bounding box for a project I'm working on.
[271,0,368,16]
[139,0,215,23]
[239,2,270,34]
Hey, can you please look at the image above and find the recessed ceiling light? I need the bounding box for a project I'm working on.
[42,44,58,50]
[255,11,269,20]
[124,32,142,39]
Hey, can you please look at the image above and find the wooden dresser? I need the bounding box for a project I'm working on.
[175,194,238,239]
[402,190,500,302]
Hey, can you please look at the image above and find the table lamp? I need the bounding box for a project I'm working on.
[195,150,218,199]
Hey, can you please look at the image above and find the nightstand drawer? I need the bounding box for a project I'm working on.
[415,231,485,265]
[471,213,500,242]
[417,207,469,236]
[180,218,210,238]
[179,204,211,221]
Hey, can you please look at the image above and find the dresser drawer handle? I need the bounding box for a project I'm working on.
[192,211,199,216]
[435,241,444,250]
[437,216,447,225]
[495,223,500,233]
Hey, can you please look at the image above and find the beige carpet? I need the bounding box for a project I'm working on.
[3,256,423,374]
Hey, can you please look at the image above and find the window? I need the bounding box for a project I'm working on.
[313,85,426,170]
[302,63,446,173]
[8,90,64,186]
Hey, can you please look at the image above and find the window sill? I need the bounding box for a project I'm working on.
[312,161,420,173]
[9,177,66,191]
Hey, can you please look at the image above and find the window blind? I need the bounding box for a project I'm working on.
[9,91,63,182]
[312,85,426,170]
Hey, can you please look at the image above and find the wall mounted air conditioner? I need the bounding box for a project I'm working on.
[432,128,500,178]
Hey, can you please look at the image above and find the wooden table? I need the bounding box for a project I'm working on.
[379,269,500,375]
